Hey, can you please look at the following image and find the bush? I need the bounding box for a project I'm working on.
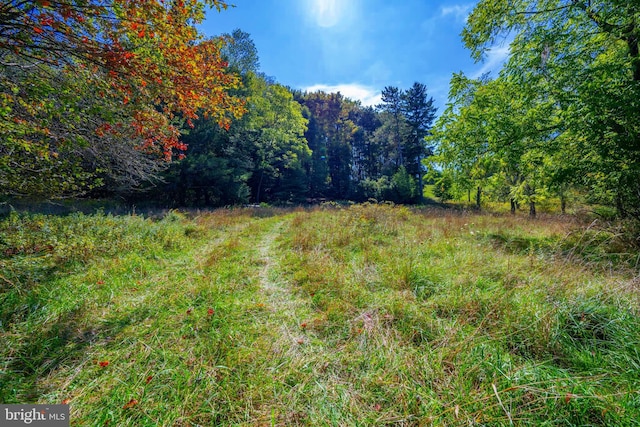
[390,166,416,203]
[433,173,454,202]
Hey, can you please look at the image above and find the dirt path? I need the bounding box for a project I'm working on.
[256,220,285,305]
[256,219,312,348]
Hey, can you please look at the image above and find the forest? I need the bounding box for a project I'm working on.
[0,0,435,208]
[2,1,639,220]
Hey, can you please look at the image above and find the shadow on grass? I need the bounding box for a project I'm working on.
[0,280,150,403]
[485,232,558,255]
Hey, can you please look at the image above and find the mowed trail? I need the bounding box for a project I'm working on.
[255,219,311,346]
[256,220,286,305]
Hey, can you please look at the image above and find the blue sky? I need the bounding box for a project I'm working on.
[200,0,509,111]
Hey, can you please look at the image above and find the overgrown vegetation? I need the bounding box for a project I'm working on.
[1,205,638,425]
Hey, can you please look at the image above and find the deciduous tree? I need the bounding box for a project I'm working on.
[463,0,640,217]
[0,0,244,197]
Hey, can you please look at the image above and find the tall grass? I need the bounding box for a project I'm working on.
[0,205,638,425]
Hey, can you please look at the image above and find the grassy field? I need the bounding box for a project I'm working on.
[1,204,639,426]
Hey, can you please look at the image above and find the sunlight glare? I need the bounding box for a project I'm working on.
[311,0,342,28]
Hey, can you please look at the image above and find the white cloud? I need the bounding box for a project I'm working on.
[303,84,382,107]
[440,4,473,22]
[471,45,510,78]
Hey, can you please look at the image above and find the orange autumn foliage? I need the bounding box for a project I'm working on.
[1,0,245,160]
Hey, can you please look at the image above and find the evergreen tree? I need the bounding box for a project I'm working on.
[379,86,406,168]
[401,82,437,202]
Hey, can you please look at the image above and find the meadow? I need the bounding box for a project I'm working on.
[0,204,638,426]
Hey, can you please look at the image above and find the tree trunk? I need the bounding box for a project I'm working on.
[616,191,627,218]
[417,157,424,204]
[510,199,517,215]
[468,189,471,203]
[524,183,536,217]
[256,170,264,204]
[560,195,566,214]
[475,186,481,209]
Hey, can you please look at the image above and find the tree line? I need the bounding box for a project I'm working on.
[0,0,437,206]
[2,1,639,220]
[138,31,438,207]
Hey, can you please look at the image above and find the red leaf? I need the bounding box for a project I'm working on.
[145,376,153,383]
[39,16,54,27]
[61,399,70,405]
[99,360,109,367]
[207,308,214,316]
[61,6,72,20]
[123,399,138,409]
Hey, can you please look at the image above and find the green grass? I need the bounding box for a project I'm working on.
[1,205,639,426]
